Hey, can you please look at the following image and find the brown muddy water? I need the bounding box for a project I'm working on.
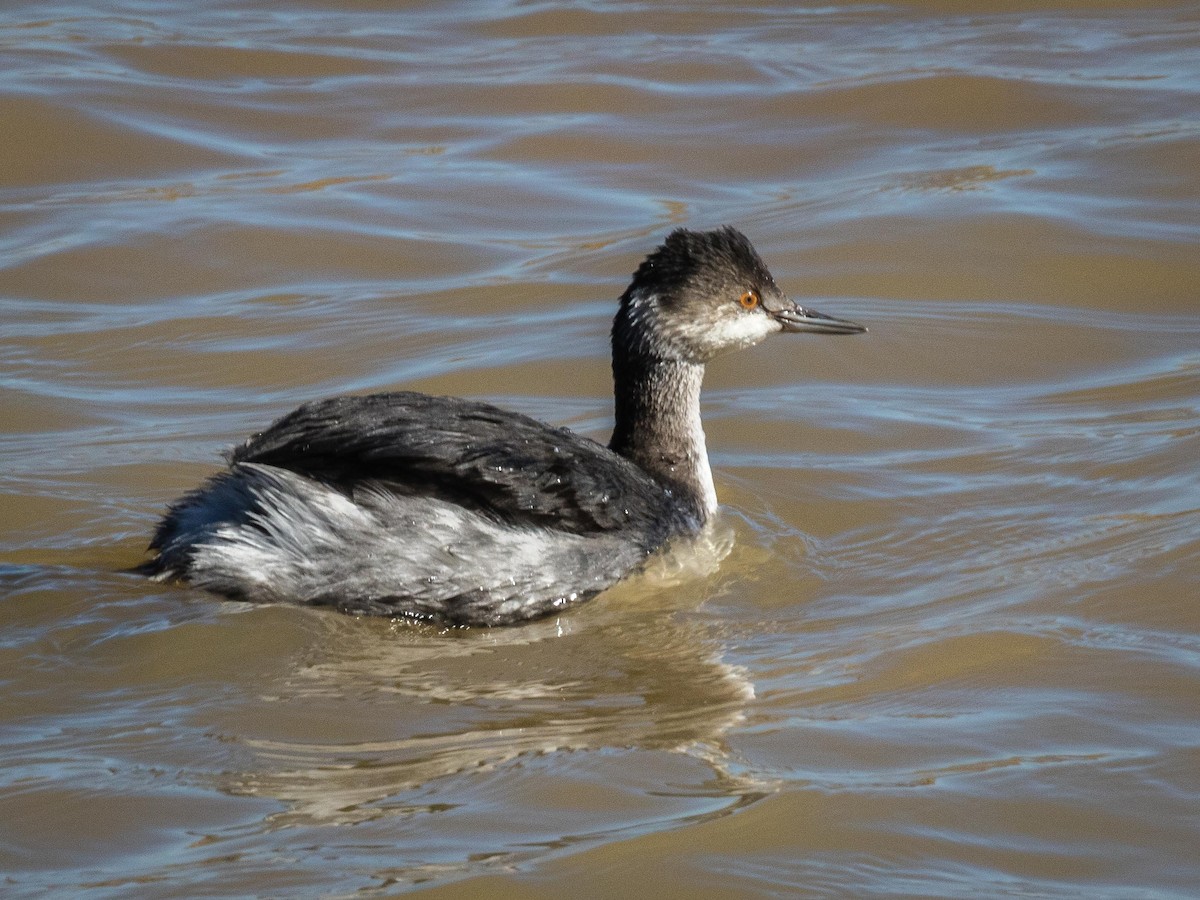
[2,1,1199,897]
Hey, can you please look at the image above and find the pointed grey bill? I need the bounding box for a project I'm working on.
[772,303,867,335]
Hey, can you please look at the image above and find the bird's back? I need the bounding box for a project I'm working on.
[146,393,695,624]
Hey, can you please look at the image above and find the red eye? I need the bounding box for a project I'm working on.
[739,290,759,310]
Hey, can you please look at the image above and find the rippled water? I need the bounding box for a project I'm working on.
[2,1,1198,896]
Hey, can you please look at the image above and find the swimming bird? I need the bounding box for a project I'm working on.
[143,227,865,625]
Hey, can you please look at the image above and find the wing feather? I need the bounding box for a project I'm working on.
[227,392,679,539]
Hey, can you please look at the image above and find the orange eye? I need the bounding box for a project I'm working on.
[739,290,759,310]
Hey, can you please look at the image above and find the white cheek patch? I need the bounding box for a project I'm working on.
[680,310,780,357]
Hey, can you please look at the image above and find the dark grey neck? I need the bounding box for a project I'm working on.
[608,356,717,524]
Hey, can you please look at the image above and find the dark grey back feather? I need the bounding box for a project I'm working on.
[226,392,689,542]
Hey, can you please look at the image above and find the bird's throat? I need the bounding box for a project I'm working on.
[609,357,716,521]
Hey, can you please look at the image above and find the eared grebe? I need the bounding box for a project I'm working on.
[144,227,865,625]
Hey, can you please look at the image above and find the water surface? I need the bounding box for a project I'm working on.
[1,1,1198,896]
